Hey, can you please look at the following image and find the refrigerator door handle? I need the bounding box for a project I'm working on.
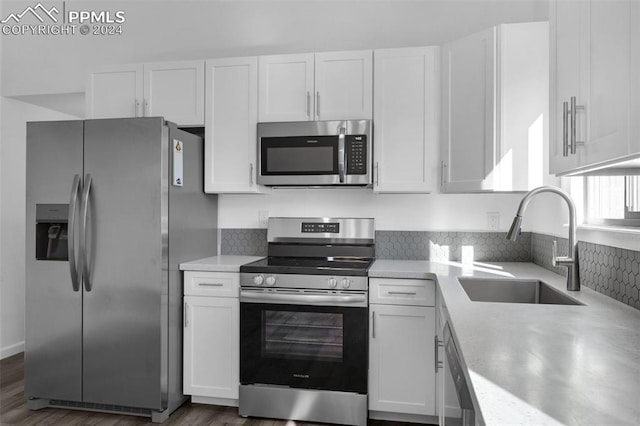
[80,173,93,292]
[68,174,82,292]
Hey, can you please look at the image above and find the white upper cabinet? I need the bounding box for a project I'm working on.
[258,50,372,122]
[143,61,205,126]
[550,0,638,175]
[86,64,143,119]
[373,46,439,193]
[441,22,548,192]
[632,1,640,156]
[258,54,315,122]
[86,60,205,126]
[314,51,372,120]
[205,56,267,194]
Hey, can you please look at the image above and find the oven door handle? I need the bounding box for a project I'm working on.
[240,290,367,307]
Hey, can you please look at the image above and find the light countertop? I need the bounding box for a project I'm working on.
[179,255,263,272]
[370,260,640,426]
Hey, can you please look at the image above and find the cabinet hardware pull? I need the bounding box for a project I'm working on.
[249,163,254,186]
[441,161,447,188]
[570,96,585,154]
[306,92,311,118]
[375,161,380,186]
[134,100,140,117]
[372,311,376,339]
[434,335,439,372]
[143,99,149,117]
[184,302,189,328]
[563,101,569,157]
[198,283,224,287]
[316,91,320,118]
[388,291,417,296]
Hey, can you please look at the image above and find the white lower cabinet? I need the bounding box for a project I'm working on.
[369,278,437,420]
[183,272,239,405]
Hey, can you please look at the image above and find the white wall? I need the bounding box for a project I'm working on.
[220,190,531,231]
[0,98,78,358]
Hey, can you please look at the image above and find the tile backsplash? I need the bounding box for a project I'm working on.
[532,233,640,310]
[375,231,532,262]
[220,228,639,310]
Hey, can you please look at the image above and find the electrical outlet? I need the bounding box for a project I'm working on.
[487,212,500,231]
[258,210,269,228]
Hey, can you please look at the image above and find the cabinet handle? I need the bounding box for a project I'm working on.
[375,161,380,186]
[198,283,224,287]
[143,99,149,117]
[562,101,569,157]
[441,161,447,188]
[249,163,254,186]
[134,100,140,117]
[184,302,189,328]
[434,335,444,373]
[387,291,417,296]
[316,91,320,118]
[372,311,376,339]
[570,96,585,154]
[306,92,311,118]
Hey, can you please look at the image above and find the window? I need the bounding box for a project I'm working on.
[585,176,640,226]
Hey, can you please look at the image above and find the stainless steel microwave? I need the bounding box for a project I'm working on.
[257,120,372,187]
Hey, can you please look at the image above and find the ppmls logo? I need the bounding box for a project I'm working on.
[1,3,59,24]
[1,2,126,36]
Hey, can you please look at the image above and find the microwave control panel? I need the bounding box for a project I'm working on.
[346,135,367,175]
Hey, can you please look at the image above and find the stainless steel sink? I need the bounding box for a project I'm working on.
[458,278,584,305]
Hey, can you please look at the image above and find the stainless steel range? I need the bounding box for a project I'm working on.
[239,217,375,426]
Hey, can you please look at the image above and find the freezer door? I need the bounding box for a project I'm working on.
[81,118,168,409]
[25,120,84,401]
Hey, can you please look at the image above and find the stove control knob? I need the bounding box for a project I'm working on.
[328,278,338,288]
[253,275,264,286]
[341,278,351,289]
[266,275,277,286]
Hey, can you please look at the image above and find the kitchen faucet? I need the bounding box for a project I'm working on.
[505,186,580,291]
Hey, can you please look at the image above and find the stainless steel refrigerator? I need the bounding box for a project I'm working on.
[25,117,217,422]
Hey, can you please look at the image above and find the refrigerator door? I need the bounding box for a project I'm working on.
[81,118,168,409]
[25,120,84,401]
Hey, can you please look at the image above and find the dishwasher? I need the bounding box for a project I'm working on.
[443,321,476,426]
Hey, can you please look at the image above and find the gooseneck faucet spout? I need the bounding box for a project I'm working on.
[506,186,580,291]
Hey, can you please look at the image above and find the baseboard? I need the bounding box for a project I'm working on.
[190,395,238,407]
[369,410,438,424]
[1,341,24,360]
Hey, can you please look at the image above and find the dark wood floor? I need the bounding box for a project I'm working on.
[0,353,416,425]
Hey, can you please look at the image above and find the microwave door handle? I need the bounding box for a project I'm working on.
[338,127,346,183]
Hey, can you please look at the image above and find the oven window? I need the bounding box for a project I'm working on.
[267,147,334,173]
[263,311,343,360]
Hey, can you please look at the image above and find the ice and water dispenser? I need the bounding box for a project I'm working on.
[35,204,69,261]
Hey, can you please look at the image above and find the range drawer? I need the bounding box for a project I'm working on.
[184,271,239,297]
[369,278,436,306]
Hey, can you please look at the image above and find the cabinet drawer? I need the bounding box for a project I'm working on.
[369,278,435,306]
[184,271,239,297]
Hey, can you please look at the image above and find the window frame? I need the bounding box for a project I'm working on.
[583,174,640,227]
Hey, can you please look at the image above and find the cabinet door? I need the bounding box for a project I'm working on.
[631,1,640,156]
[183,296,239,399]
[86,64,143,119]
[205,57,265,193]
[549,0,583,174]
[314,50,373,120]
[441,27,496,192]
[369,304,436,416]
[581,0,631,166]
[258,53,314,122]
[144,60,205,126]
[373,47,438,193]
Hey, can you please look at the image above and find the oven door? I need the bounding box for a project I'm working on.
[240,290,368,394]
